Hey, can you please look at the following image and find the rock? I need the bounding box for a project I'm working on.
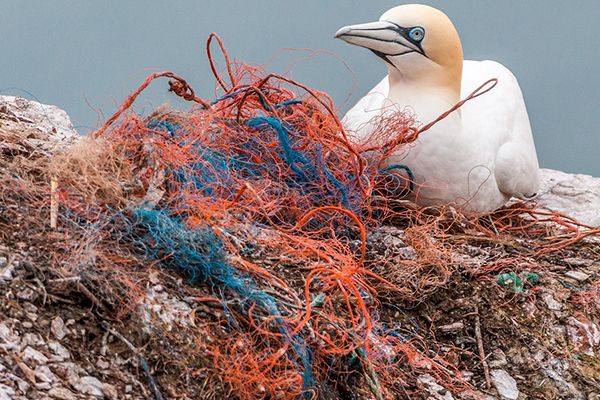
[22,332,44,347]
[564,257,593,267]
[22,346,49,365]
[0,257,15,282]
[25,312,38,322]
[48,387,77,400]
[541,292,563,311]
[34,365,57,383]
[13,374,30,393]
[489,349,508,368]
[522,300,539,318]
[102,383,118,400]
[0,370,27,395]
[74,376,105,398]
[16,288,37,301]
[549,372,584,399]
[564,270,590,282]
[35,381,52,390]
[51,316,67,340]
[541,356,584,399]
[417,374,454,400]
[140,286,194,332]
[397,246,417,259]
[550,324,568,347]
[48,341,71,362]
[0,322,20,351]
[96,359,110,369]
[566,313,600,355]
[490,369,519,400]
[459,371,474,382]
[53,362,83,387]
[537,168,600,227]
[0,384,15,400]
[0,95,77,152]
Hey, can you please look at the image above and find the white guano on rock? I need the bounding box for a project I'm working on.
[537,168,600,227]
[490,369,519,400]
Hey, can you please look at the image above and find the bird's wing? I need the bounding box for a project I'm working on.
[462,60,540,198]
[341,76,389,140]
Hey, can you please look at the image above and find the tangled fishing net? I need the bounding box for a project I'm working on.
[2,34,599,399]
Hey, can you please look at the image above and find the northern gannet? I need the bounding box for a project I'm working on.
[336,4,540,212]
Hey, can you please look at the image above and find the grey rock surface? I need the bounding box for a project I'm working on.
[490,369,519,400]
[537,168,600,227]
[0,95,77,140]
[0,384,15,400]
[0,95,77,154]
[73,376,104,398]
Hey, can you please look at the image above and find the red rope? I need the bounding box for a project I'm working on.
[94,72,211,137]
[418,78,498,135]
[207,32,236,92]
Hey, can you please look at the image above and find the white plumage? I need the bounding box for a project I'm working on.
[337,4,540,212]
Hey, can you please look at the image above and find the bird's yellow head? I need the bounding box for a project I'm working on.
[336,4,463,96]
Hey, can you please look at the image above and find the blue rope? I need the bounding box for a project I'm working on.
[246,116,354,209]
[128,208,314,390]
[247,116,311,181]
[274,99,303,109]
[378,164,415,197]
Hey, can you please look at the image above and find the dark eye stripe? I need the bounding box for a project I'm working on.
[382,21,427,53]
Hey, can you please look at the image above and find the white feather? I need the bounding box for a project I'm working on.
[343,60,540,212]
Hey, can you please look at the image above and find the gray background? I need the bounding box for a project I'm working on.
[1,1,599,175]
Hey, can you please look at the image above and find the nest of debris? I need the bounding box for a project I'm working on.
[1,34,599,400]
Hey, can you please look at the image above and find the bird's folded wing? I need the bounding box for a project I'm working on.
[462,60,540,197]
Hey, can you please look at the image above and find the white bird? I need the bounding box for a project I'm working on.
[336,4,540,212]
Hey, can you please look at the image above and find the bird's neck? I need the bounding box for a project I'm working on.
[387,67,462,122]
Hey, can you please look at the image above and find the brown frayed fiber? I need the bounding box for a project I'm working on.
[49,136,133,208]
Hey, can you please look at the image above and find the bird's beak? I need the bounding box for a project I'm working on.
[335,21,422,60]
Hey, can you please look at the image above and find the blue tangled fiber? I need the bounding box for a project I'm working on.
[246,116,356,209]
[129,208,314,389]
[150,114,364,212]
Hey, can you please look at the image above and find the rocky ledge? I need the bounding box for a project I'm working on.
[538,168,600,228]
[1,96,599,400]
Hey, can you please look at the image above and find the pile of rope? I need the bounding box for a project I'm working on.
[3,33,598,399]
[52,33,474,398]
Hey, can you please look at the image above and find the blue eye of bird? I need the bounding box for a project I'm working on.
[409,27,425,42]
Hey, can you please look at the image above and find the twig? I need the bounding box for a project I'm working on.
[474,305,491,390]
[50,176,58,229]
[487,215,500,236]
[12,355,36,384]
[33,278,48,306]
[76,281,105,310]
[43,276,105,308]
[48,276,82,284]
[101,322,165,400]
[46,293,78,305]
